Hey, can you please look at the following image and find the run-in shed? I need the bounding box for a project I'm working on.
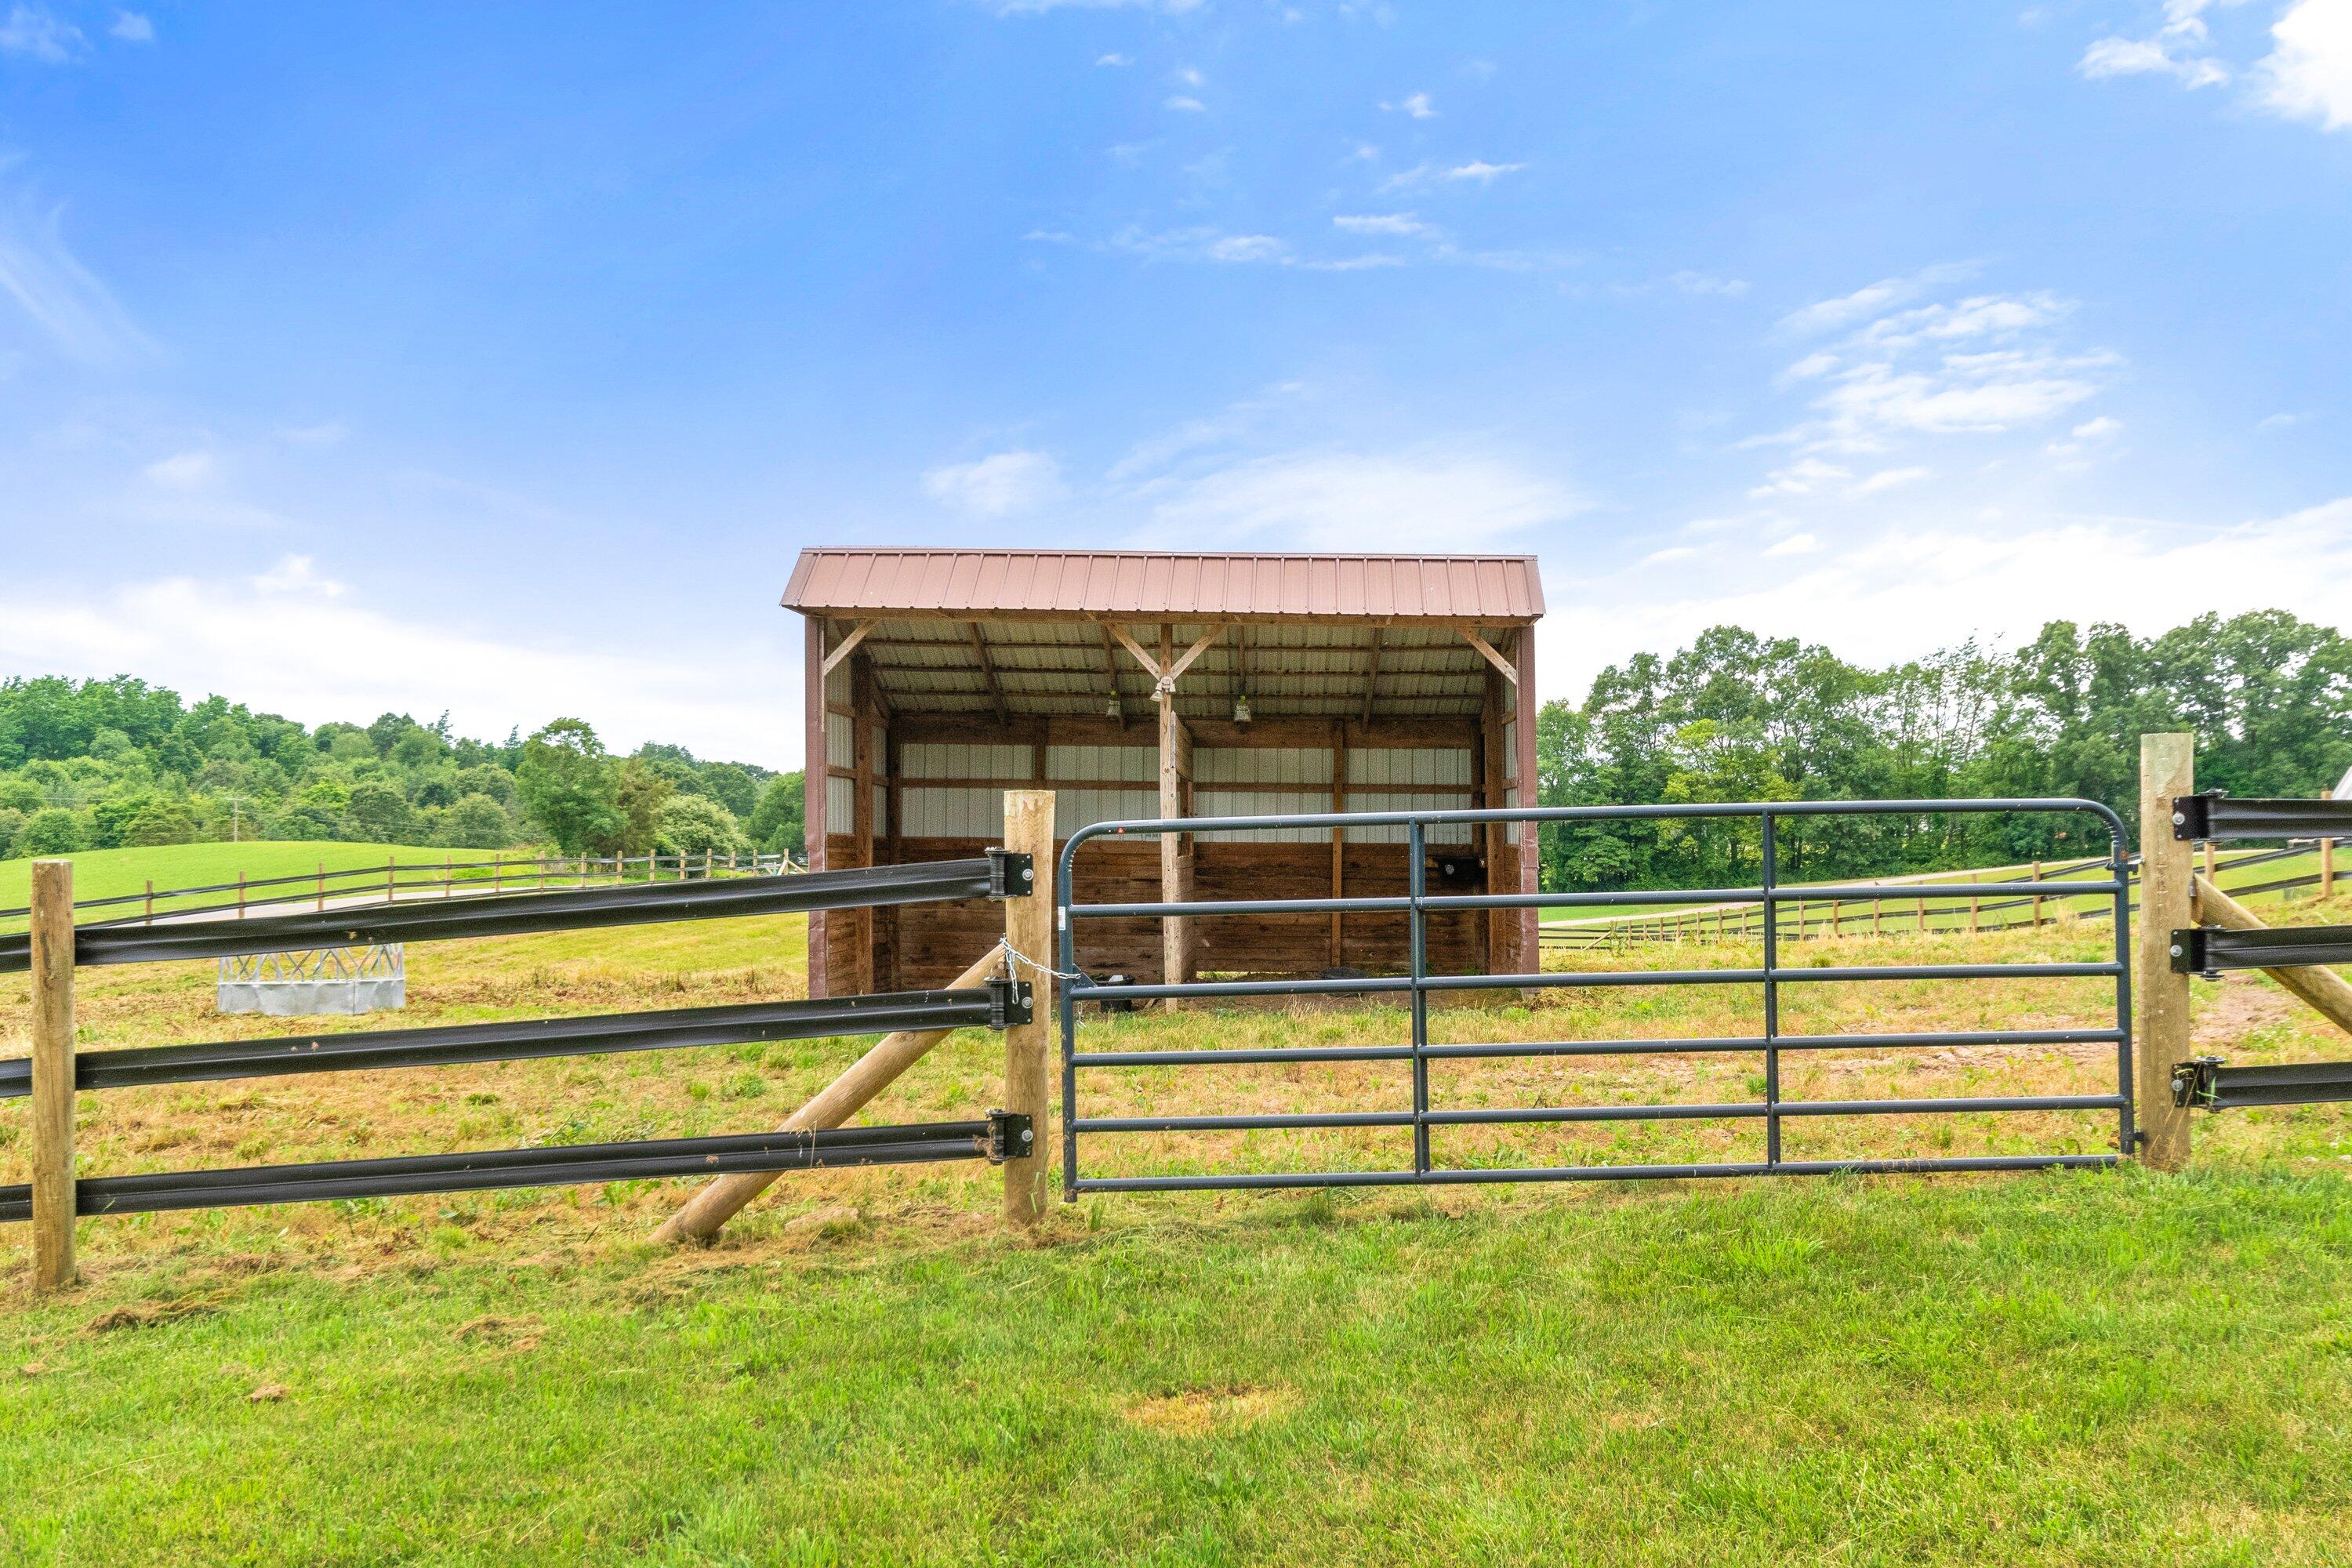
[783,549,1544,998]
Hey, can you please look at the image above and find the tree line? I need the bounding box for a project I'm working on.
[0,676,804,864]
[1534,609,2352,889]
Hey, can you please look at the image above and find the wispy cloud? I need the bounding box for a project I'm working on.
[1164,94,1206,112]
[1378,158,1526,191]
[1331,212,1435,236]
[922,449,1068,515]
[1099,224,1403,270]
[1776,263,1978,338]
[0,191,152,363]
[1381,91,1436,118]
[0,4,84,61]
[108,10,151,43]
[989,0,1201,13]
[1142,445,1582,551]
[1096,52,1129,66]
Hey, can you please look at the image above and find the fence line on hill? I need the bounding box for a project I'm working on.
[0,848,804,936]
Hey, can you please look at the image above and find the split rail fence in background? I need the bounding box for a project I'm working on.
[2,793,1060,1294]
[0,849,803,939]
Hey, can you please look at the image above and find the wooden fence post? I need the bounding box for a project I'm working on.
[143,878,154,925]
[2031,860,2044,928]
[1002,789,1054,1226]
[2323,791,2336,902]
[31,859,76,1292]
[2138,732,2197,1171]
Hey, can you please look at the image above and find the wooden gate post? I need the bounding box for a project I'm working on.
[30,859,77,1292]
[1002,790,1054,1226]
[2137,732,2197,1171]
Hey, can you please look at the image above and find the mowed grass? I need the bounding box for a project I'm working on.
[0,840,529,927]
[3,902,2351,1563]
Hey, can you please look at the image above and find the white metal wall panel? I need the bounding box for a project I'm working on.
[1348,747,1473,787]
[1192,789,1329,841]
[1340,791,1475,844]
[825,775,854,835]
[899,743,1033,782]
[825,660,850,708]
[1501,720,1518,782]
[826,713,853,771]
[902,786,1003,839]
[1194,747,1334,786]
[1048,744,1156,782]
[1054,786,1159,833]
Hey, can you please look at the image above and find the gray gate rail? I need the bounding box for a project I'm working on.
[1056,798,2133,1195]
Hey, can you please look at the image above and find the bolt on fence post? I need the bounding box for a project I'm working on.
[1002,789,1054,1226]
[30,858,77,1293]
[2137,732,2196,1171]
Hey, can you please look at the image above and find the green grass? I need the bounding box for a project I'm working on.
[3,1167,2349,1565]
[0,841,521,921]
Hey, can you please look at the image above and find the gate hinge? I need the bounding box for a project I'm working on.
[985,1109,1036,1163]
[2171,790,2225,841]
[2168,928,2223,980]
[984,976,1036,1030]
[2171,1056,2223,1111]
[985,848,1036,899]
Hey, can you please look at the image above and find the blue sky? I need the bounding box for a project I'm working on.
[3,0,2350,769]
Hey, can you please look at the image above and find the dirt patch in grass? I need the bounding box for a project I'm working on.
[1123,1383,1298,1436]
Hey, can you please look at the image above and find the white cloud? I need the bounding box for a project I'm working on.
[1382,91,1436,117]
[922,449,1068,516]
[1544,497,2352,701]
[0,562,800,764]
[1174,65,1203,86]
[1332,212,1434,236]
[1144,446,1581,551]
[1096,52,1130,66]
[1164,94,1206,112]
[2259,0,2352,129]
[1668,270,1749,297]
[143,450,220,490]
[0,4,82,61]
[1378,158,1526,191]
[278,419,351,446]
[2071,415,2124,439]
[2080,34,2230,86]
[991,0,1201,13]
[0,193,150,363]
[1777,263,1977,338]
[108,10,151,42]
[1642,545,1701,566]
[1852,465,1931,493]
[1763,532,1822,557]
[1749,458,1851,497]
[1104,224,1402,270]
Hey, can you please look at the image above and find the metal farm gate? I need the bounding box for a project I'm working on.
[1054,799,2134,1194]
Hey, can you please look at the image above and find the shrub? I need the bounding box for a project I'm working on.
[437,793,514,849]
[123,800,201,847]
[655,794,746,861]
[16,807,85,856]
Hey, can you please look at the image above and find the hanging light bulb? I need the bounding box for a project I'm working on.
[1105,693,1123,719]
[1232,691,1252,724]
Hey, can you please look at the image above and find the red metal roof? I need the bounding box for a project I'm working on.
[782,549,1544,623]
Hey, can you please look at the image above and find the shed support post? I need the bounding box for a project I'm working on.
[804,614,830,999]
[1512,626,1540,976]
[31,858,76,1293]
[2137,732,2196,1171]
[1003,791,1054,1225]
[851,655,878,996]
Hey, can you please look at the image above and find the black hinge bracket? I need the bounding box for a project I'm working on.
[985,848,1036,899]
[2171,1055,2223,1110]
[984,976,1036,1029]
[985,1109,1036,1163]
[2169,927,2221,979]
[2171,791,2220,841]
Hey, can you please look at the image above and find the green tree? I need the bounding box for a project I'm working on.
[342,782,418,842]
[698,762,759,820]
[605,758,673,856]
[517,719,624,853]
[656,794,747,862]
[16,808,85,856]
[123,800,200,846]
[437,793,514,849]
[748,772,805,855]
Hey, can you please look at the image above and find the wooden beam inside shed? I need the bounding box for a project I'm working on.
[1361,627,1382,724]
[967,622,1011,726]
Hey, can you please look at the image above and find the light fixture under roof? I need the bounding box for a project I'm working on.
[1105,694,1123,719]
[1232,692,1252,724]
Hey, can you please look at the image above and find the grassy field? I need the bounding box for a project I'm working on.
[3,895,2350,1563]
[0,841,539,925]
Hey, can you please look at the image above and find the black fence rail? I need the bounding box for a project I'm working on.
[1058,798,2133,1195]
[5,851,1033,1241]
[0,852,1026,972]
[1544,842,2325,950]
